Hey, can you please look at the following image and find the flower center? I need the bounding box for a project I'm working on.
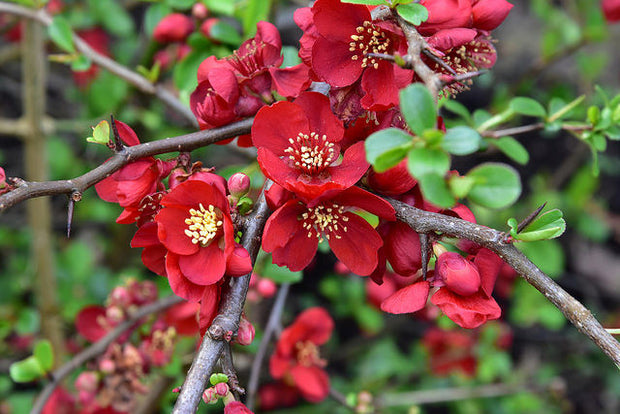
[300,203,349,242]
[349,21,390,69]
[284,131,337,175]
[228,39,266,76]
[295,340,326,368]
[183,203,223,247]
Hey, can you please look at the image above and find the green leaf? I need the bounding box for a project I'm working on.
[441,99,471,122]
[208,20,242,46]
[10,357,45,383]
[448,175,475,199]
[86,120,110,145]
[507,217,519,238]
[417,173,455,208]
[491,136,530,165]
[33,340,54,372]
[48,16,75,53]
[407,147,450,178]
[262,256,302,283]
[88,0,135,37]
[173,50,209,95]
[202,0,235,16]
[510,279,565,330]
[144,3,173,37]
[400,84,437,136]
[441,126,481,155]
[509,97,547,118]
[164,0,196,9]
[516,209,566,241]
[548,95,584,122]
[396,4,429,25]
[281,46,301,68]
[467,163,521,209]
[242,0,272,36]
[341,0,388,5]
[365,128,413,172]
[70,54,92,72]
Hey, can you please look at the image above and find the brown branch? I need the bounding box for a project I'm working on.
[172,182,272,414]
[220,343,244,398]
[390,199,620,368]
[0,1,197,127]
[31,295,184,414]
[0,118,253,212]
[246,282,291,410]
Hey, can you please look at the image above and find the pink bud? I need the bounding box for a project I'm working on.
[75,371,98,393]
[236,315,255,346]
[228,173,250,199]
[257,278,277,298]
[108,286,131,307]
[200,18,220,41]
[105,306,124,324]
[153,13,194,43]
[99,358,115,373]
[435,252,481,296]
[215,382,229,397]
[192,3,209,19]
[202,387,218,404]
[226,244,253,277]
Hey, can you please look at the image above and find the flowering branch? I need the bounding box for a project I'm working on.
[31,295,184,414]
[389,199,620,368]
[172,183,272,414]
[0,118,253,212]
[0,1,197,127]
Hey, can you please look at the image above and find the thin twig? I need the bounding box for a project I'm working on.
[220,343,244,398]
[246,283,291,410]
[0,118,254,212]
[31,295,184,414]
[0,1,197,127]
[329,387,355,411]
[389,199,620,368]
[172,182,273,414]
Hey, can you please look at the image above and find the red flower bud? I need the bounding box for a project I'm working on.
[74,371,98,393]
[192,3,209,20]
[98,358,115,373]
[200,18,220,41]
[228,173,250,199]
[215,382,230,397]
[257,278,277,298]
[435,252,481,296]
[153,13,194,43]
[202,387,218,404]
[236,315,255,346]
[603,0,620,22]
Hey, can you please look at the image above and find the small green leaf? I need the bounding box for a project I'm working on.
[209,373,228,385]
[86,120,110,145]
[48,16,75,53]
[237,196,253,215]
[33,340,54,372]
[400,84,437,136]
[442,126,481,155]
[509,97,547,118]
[448,175,475,199]
[507,217,519,238]
[70,54,92,72]
[417,173,454,208]
[491,136,530,165]
[441,99,471,122]
[262,256,302,283]
[202,0,235,15]
[516,209,566,241]
[241,0,272,36]
[10,357,45,383]
[587,105,600,125]
[396,4,429,25]
[467,163,521,209]
[365,128,413,172]
[208,20,242,46]
[407,147,450,178]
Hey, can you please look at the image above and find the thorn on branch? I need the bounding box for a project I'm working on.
[66,190,82,238]
[517,202,547,234]
[422,49,458,76]
[110,115,123,152]
[440,70,487,86]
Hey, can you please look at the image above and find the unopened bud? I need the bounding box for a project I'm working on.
[215,382,229,396]
[236,315,255,346]
[75,371,99,393]
[108,286,130,308]
[228,173,250,199]
[99,358,115,373]
[257,278,277,298]
[202,387,219,404]
[106,306,124,324]
[153,13,194,43]
[435,252,481,296]
[192,3,209,19]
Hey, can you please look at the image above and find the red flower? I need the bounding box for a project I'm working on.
[163,301,200,336]
[380,248,503,329]
[270,308,334,403]
[154,175,251,302]
[252,92,368,202]
[471,0,513,31]
[258,382,300,411]
[262,187,395,276]
[417,0,473,35]
[95,121,174,223]
[302,0,411,110]
[153,13,194,43]
[224,401,254,414]
[603,0,620,22]
[73,28,110,87]
[423,327,476,376]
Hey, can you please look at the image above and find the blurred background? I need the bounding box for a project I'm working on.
[0,0,619,412]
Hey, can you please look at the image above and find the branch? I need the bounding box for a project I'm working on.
[0,118,253,212]
[31,295,184,414]
[390,199,620,368]
[0,1,197,127]
[172,182,272,414]
[246,282,291,410]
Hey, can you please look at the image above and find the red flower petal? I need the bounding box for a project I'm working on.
[293,92,344,142]
[311,36,362,87]
[178,244,226,285]
[294,307,334,345]
[252,101,310,154]
[380,280,430,314]
[165,253,205,302]
[226,244,253,277]
[384,221,422,276]
[268,64,311,98]
[431,288,501,328]
[160,180,228,212]
[472,0,513,31]
[116,120,140,146]
[155,206,199,256]
[327,141,369,186]
[328,212,382,276]
[313,0,369,43]
[271,227,318,272]
[290,365,330,402]
[262,200,306,252]
[75,306,108,342]
[474,248,503,297]
[327,186,396,220]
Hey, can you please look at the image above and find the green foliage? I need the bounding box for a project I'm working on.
[467,163,522,209]
[48,16,75,53]
[261,254,302,283]
[510,279,566,330]
[396,3,429,26]
[87,0,135,37]
[86,120,110,145]
[10,340,54,383]
[509,97,547,118]
[441,126,482,155]
[341,0,389,5]
[241,0,272,36]
[490,136,530,165]
[508,209,566,242]
[365,128,413,172]
[400,83,437,136]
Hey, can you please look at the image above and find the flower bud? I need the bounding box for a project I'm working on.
[153,13,194,43]
[215,382,229,397]
[75,371,98,393]
[236,315,255,346]
[105,306,125,324]
[202,387,219,404]
[228,173,250,199]
[257,278,277,299]
[108,286,131,308]
[435,252,481,296]
[192,3,209,19]
[99,358,115,373]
